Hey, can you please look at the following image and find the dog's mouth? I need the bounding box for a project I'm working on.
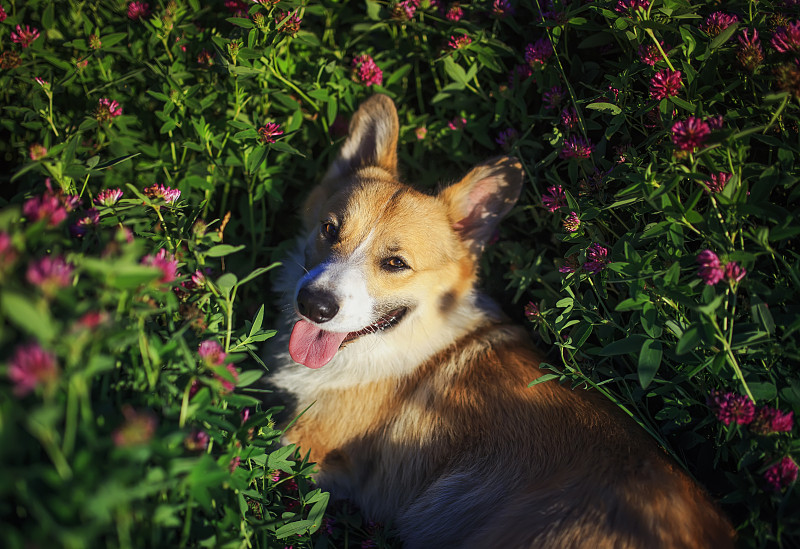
[342,307,408,344]
[288,307,409,370]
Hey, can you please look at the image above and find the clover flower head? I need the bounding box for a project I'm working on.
[706,172,732,193]
[724,261,746,283]
[184,430,210,451]
[127,2,151,20]
[8,343,59,396]
[352,55,383,87]
[95,188,124,206]
[258,122,283,144]
[525,38,554,67]
[707,389,755,425]
[560,107,579,131]
[700,12,739,37]
[764,457,798,491]
[447,116,467,131]
[394,0,420,19]
[495,128,519,150]
[696,249,725,285]
[29,143,47,161]
[543,86,565,110]
[524,301,540,320]
[275,10,302,36]
[199,340,227,366]
[96,98,123,122]
[113,406,157,447]
[70,208,100,238]
[638,41,668,65]
[446,3,463,21]
[671,117,711,151]
[649,69,682,100]
[771,21,800,53]
[11,25,40,48]
[541,185,566,212]
[141,248,178,284]
[751,406,794,435]
[144,184,181,204]
[737,29,764,72]
[448,34,472,50]
[563,211,581,232]
[583,243,609,273]
[26,255,74,295]
[492,0,515,18]
[614,0,649,15]
[560,135,594,159]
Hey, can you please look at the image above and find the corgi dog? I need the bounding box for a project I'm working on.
[267,94,735,548]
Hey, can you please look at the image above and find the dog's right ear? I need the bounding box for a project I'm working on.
[324,94,399,182]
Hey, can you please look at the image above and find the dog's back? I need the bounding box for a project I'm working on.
[267,94,735,548]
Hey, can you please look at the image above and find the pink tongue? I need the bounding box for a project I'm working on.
[289,320,349,369]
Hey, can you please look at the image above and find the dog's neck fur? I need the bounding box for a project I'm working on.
[267,242,503,397]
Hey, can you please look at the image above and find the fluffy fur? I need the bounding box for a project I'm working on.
[265,94,735,548]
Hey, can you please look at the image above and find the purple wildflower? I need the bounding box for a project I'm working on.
[275,10,302,36]
[671,117,711,151]
[492,0,514,17]
[352,55,383,87]
[560,107,579,131]
[705,172,731,193]
[508,64,533,85]
[737,29,764,72]
[70,208,100,238]
[495,128,519,150]
[583,243,609,274]
[96,98,122,122]
[258,122,283,144]
[127,1,151,20]
[10,25,40,48]
[184,430,210,451]
[563,211,581,232]
[8,343,59,396]
[559,255,580,273]
[764,457,798,491]
[448,34,472,50]
[141,249,178,284]
[95,188,124,206]
[525,38,554,67]
[649,69,682,100]
[614,0,649,15]
[394,0,419,19]
[638,41,669,65]
[445,3,463,21]
[541,185,566,212]
[696,249,725,285]
[29,144,47,161]
[724,261,746,283]
[700,12,739,37]
[113,406,157,447]
[524,301,539,320]
[772,21,800,53]
[144,184,181,204]
[707,390,755,425]
[542,86,565,110]
[751,406,794,435]
[26,256,74,295]
[447,116,467,131]
[199,340,227,366]
[560,135,594,159]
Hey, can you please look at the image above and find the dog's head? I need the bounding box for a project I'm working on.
[287,95,524,372]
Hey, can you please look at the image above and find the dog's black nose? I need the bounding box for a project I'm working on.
[296,287,340,323]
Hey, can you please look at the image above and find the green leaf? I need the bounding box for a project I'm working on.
[205,244,245,257]
[598,334,647,356]
[615,295,650,311]
[586,102,622,115]
[747,382,777,401]
[236,370,263,388]
[637,339,662,389]
[676,325,700,355]
[226,17,254,28]
[443,57,468,87]
[528,373,560,387]
[0,292,57,342]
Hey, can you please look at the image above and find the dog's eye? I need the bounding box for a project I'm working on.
[381,257,409,272]
[321,222,338,241]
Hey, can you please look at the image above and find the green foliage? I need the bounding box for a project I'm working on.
[1,0,799,547]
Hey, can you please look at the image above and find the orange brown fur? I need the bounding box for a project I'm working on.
[267,94,736,548]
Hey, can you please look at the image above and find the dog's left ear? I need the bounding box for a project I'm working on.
[324,94,399,182]
[439,156,524,258]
